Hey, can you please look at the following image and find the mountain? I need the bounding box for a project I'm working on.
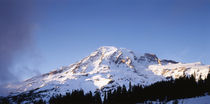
[6,46,210,102]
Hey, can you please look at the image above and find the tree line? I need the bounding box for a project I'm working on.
[1,72,210,104]
[104,72,210,104]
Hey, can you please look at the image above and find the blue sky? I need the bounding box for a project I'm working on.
[12,0,210,80]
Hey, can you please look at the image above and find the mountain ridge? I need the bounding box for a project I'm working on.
[5,46,210,102]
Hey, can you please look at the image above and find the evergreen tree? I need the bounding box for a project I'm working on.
[6,72,209,104]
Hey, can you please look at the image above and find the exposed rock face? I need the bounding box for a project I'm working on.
[161,59,179,65]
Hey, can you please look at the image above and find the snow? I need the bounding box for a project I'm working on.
[166,96,210,104]
[86,75,112,89]
[149,62,209,79]
[5,46,210,103]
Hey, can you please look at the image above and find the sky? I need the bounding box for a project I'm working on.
[1,0,210,83]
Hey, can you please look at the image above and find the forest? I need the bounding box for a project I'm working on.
[1,72,210,104]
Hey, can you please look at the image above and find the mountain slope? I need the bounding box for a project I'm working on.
[6,46,210,101]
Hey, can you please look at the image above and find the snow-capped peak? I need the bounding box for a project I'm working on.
[97,46,118,53]
[6,46,210,102]
[91,46,137,61]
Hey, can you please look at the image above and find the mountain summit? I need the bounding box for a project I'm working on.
[7,46,210,101]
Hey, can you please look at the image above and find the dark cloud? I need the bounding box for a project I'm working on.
[0,0,35,84]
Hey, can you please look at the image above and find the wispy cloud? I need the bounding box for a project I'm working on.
[0,0,36,84]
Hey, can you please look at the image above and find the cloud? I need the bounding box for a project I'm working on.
[0,0,35,84]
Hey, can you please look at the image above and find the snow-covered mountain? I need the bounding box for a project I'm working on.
[6,46,210,101]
